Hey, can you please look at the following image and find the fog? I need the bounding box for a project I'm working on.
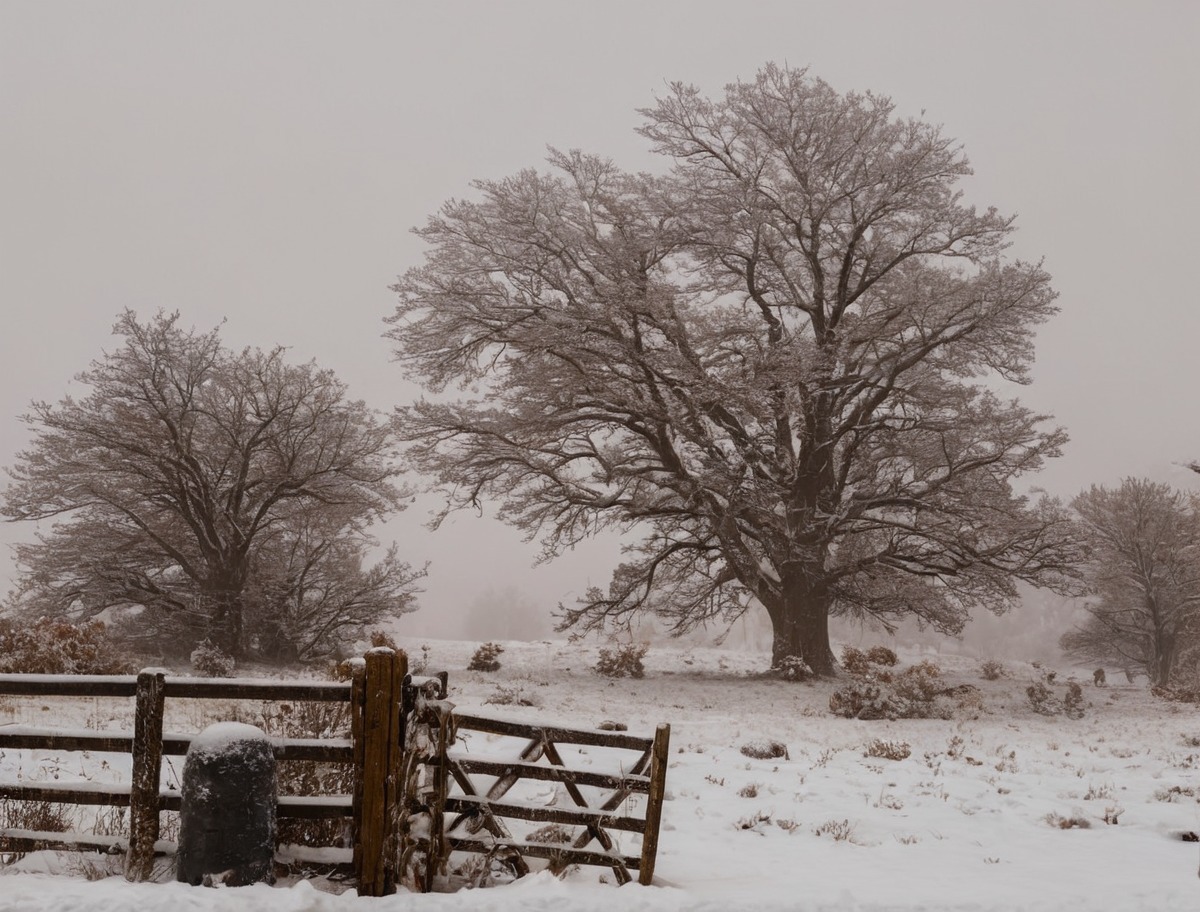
[2,1,1197,649]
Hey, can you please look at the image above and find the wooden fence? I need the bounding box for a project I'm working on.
[0,648,669,895]
[400,685,670,889]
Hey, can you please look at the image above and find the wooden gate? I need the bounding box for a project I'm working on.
[400,680,670,889]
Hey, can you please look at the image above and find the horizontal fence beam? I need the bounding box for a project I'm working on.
[0,675,138,698]
[452,712,654,751]
[444,795,645,833]
[444,755,651,793]
[0,674,351,703]
[0,783,351,819]
[446,836,639,871]
[0,731,353,764]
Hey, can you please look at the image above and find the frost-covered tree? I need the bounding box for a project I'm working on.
[3,310,423,660]
[1062,478,1200,687]
[387,64,1077,676]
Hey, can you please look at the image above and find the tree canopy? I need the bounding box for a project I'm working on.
[1062,478,1200,687]
[387,64,1078,675]
[3,310,422,661]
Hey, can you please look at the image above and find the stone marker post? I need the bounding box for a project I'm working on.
[177,722,277,887]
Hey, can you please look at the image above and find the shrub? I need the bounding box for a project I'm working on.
[0,617,135,675]
[979,659,1006,680]
[866,646,898,667]
[737,783,761,798]
[740,739,789,760]
[468,642,504,672]
[1046,811,1091,829]
[190,638,236,678]
[772,656,813,681]
[1026,672,1086,718]
[829,660,951,720]
[594,642,648,679]
[483,685,541,707]
[864,738,911,761]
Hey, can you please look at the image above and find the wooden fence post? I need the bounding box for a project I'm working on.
[126,669,166,881]
[349,659,367,880]
[356,648,406,897]
[638,723,671,886]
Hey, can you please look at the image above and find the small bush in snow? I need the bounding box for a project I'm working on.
[0,617,134,675]
[829,660,952,720]
[738,782,761,798]
[1026,672,1086,718]
[594,642,648,679]
[483,684,541,707]
[864,738,911,761]
[841,645,898,677]
[190,638,235,678]
[867,646,899,667]
[1045,811,1091,829]
[468,642,504,672]
[813,818,855,841]
[771,655,813,681]
[979,659,1006,680]
[740,739,789,760]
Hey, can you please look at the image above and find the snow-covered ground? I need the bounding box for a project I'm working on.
[2,638,1198,911]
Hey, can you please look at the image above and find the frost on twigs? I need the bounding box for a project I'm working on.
[829,656,980,720]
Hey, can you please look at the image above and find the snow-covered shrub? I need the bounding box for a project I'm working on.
[0,798,71,857]
[0,617,134,675]
[190,639,235,678]
[829,660,952,720]
[594,642,648,679]
[979,659,1006,680]
[1045,811,1091,829]
[771,655,813,681]
[866,646,898,667]
[740,739,789,760]
[1026,673,1086,718]
[468,642,504,672]
[483,684,541,707]
[738,782,761,798]
[864,738,911,761]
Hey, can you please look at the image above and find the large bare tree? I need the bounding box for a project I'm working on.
[3,310,422,660]
[388,64,1077,676]
[1062,479,1200,687]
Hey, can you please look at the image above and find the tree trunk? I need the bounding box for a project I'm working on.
[769,574,837,677]
[206,588,245,659]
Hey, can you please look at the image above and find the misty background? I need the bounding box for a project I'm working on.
[2,1,1197,660]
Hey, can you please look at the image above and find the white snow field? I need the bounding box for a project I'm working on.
[2,638,1198,911]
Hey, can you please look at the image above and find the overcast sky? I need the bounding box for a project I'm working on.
[2,1,1198,638]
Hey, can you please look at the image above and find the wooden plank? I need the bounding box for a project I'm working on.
[0,731,352,763]
[442,755,651,793]
[349,661,366,879]
[162,678,351,702]
[443,795,644,833]
[126,670,165,881]
[638,723,671,885]
[0,730,133,753]
[453,713,653,751]
[276,795,354,819]
[541,740,627,884]
[0,783,132,806]
[0,674,138,698]
[357,648,404,896]
[446,836,640,871]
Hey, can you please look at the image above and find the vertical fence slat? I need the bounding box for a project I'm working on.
[125,669,166,881]
[638,723,670,886]
[349,660,367,880]
[356,648,405,897]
